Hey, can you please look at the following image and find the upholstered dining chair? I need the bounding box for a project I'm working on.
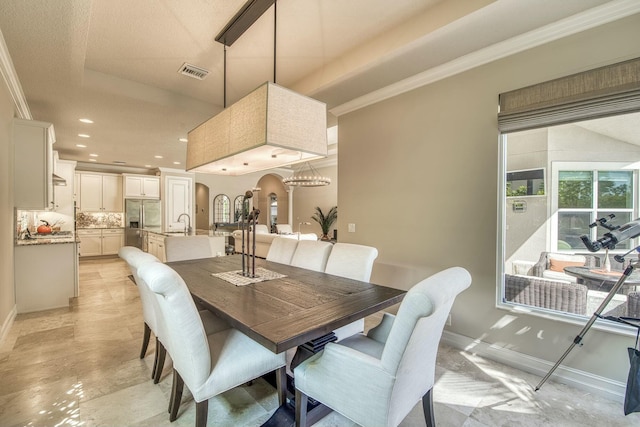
[119,246,228,385]
[290,240,333,272]
[323,243,379,341]
[266,237,299,265]
[119,247,165,380]
[294,266,472,427]
[138,261,287,427]
[164,235,213,262]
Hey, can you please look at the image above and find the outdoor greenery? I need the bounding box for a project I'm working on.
[312,206,337,240]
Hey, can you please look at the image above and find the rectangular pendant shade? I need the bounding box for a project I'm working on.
[186,82,328,175]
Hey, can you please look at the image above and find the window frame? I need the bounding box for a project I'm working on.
[550,162,637,253]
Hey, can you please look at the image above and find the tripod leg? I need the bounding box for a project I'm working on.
[535,264,634,391]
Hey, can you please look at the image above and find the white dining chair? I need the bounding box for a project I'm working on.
[290,240,333,272]
[164,235,213,262]
[138,261,287,427]
[324,243,379,341]
[120,246,229,385]
[324,243,378,282]
[119,246,165,380]
[294,267,472,427]
[266,237,299,265]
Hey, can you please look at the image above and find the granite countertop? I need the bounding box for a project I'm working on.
[144,228,213,237]
[16,235,80,246]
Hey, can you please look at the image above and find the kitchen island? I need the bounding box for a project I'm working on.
[15,235,79,313]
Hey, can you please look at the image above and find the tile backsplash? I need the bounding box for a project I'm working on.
[76,212,124,228]
[16,210,74,234]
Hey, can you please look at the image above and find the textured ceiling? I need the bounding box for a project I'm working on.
[0,0,626,171]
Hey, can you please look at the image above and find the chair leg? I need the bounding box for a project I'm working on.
[295,388,308,427]
[140,322,151,359]
[275,366,286,406]
[169,369,184,421]
[154,341,166,384]
[151,337,159,380]
[422,388,435,427]
[195,400,208,427]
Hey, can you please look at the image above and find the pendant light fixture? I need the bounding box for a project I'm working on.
[282,161,331,187]
[186,0,328,176]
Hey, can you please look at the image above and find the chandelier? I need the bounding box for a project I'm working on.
[283,162,331,187]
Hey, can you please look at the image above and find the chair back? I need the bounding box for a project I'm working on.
[164,235,213,262]
[119,246,162,332]
[382,267,471,427]
[324,243,378,281]
[267,237,299,265]
[138,262,211,391]
[290,240,333,272]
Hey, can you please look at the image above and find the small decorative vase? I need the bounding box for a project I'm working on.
[604,249,611,272]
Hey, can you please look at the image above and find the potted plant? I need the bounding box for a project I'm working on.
[312,206,337,241]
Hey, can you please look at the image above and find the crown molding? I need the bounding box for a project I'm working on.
[0,28,31,119]
[330,0,640,117]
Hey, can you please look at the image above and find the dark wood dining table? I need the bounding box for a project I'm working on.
[166,254,406,426]
[166,254,406,354]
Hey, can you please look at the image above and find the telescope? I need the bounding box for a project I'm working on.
[580,217,640,252]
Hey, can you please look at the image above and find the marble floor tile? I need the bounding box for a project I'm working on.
[1,256,640,427]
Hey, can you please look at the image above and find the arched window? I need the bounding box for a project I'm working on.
[213,194,230,223]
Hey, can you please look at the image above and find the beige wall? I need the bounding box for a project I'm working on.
[338,14,640,383]
[290,164,338,238]
[0,65,16,340]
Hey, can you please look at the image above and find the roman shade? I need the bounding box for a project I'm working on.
[498,57,640,133]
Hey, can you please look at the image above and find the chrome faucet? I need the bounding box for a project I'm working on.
[177,213,192,235]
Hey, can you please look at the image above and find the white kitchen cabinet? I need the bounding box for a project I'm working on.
[147,233,166,262]
[164,175,192,232]
[102,229,124,255]
[53,156,76,217]
[78,172,123,212]
[13,118,55,210]
[123,174,160,199]
[78,228,124,257]
[14,242,78,313]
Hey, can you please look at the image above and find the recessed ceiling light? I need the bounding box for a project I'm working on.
[154,155,163,159]
[144,164,152,168]
[76,144,87,148]
[89,153,98,157]
[79,118,94,124]
[78,133,90,138]
[173,161,181,165]
[89,159,97,162]
[179,138,188,143]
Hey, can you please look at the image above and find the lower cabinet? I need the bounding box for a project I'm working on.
[78,228,124,257]
[146,233,166,262]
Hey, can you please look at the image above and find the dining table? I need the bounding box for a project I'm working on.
[166,254,406,426]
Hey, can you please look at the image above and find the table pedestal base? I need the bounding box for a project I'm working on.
[261,333,337,427]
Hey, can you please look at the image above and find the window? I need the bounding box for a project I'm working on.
[554,168,634,251]
[497,57,640,325]
[213,194,230,223]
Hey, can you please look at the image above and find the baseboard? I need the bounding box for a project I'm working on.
[441,330,626,403]
[0,305,17,346]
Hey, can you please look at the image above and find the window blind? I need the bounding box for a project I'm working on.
[498,57,640,133]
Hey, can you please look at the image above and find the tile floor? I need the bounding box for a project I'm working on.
[1,256,639,426]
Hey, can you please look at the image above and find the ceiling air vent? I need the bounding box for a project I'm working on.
[178,63,210,80]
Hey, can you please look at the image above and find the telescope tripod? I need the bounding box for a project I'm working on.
[536,261,638,391]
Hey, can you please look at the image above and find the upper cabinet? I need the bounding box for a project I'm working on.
[164,175,193,232]
[53,154,77,217]
[78,172,123,212]
[123,174,160,199]
[13,119,55,209]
